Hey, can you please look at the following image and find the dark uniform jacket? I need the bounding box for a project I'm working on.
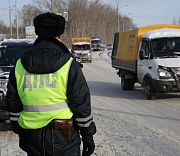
[6,37,96,155]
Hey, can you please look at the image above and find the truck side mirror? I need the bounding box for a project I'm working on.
[139,50,148,60]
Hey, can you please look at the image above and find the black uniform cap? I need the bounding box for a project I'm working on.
[34,12,65,38]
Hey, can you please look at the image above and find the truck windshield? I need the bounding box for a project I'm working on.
[74,45,90,50]
[92,40,100,44]
[0,45,33,65]
[151,38,180,57]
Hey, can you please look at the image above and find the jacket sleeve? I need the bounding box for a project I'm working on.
[67,59,96,137]
[6,67,25,135]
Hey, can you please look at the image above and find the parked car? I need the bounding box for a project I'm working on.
[107,43,113,50]
[0,38,34,122]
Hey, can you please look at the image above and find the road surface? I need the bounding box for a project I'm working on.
[1,50,180,156]
[85,51,180,156]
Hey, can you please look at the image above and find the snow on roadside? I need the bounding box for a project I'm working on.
[0,131,26,156]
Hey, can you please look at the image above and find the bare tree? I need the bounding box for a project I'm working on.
[178,18,180,25]
[18,0,137,47]
[0,20,8,39]
[21,4,43,27]
[172,17,177,25]
[0,20,7,33]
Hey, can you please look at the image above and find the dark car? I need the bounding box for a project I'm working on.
[0,38,34,122]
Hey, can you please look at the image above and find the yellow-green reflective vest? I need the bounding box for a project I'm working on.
[15,57,73,129]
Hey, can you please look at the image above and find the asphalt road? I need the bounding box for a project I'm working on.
[1,50,180,156]
[83,50,180,156]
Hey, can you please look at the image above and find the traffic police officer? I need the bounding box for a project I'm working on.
[6,12,96,156]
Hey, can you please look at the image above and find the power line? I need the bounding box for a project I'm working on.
[0,5,15,11]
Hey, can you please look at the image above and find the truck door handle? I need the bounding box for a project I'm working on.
[139,65,143,67]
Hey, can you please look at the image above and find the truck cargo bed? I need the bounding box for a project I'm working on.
[112,59,136,72]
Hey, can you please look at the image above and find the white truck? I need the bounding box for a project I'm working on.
[72,38,92,63]
[111,24,180,99]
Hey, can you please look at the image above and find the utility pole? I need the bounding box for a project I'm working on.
[16,0,19,39]
[115,0,119,32]
[51,0,52,11]
[9,8,12,38]
[117,1,119,32]
[119,5,129,31]
[115,0,129,32]
[8,0,12,38]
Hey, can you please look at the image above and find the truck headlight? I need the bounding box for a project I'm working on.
[88,51,91,56]
[73,52,78,57]
[157,68,171,78]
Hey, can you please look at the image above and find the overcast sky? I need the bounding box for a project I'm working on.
[0,0,180,28]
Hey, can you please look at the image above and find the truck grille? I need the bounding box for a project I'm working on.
[93,45,98,48]
[171,67,180,76]
[78,54,88,57]
[171,67,180,90]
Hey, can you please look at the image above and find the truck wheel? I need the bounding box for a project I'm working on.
[144,79,156,100]
[121,74,129,90]
[129,80,134,90]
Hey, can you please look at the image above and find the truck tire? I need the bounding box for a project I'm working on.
[129,80,134,90]
[121,74,134,90]
[121,74,130,90]
[144,79,156,100]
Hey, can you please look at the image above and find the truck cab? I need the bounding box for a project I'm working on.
[72,42,92,63]
[137,28,180,99]
[91,37,101,51]
[91,37,106,51]
[0,38,34,122]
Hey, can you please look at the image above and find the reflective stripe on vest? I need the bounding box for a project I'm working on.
[15,57,73,129]
[23,101,68,112]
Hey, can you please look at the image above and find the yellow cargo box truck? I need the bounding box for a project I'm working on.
[111,24,180,99]
[72,38,92,63]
